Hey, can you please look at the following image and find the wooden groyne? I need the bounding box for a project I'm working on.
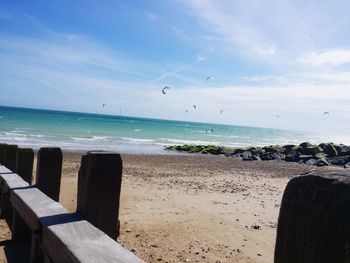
[0,143,144,263]
[275,170,350,263]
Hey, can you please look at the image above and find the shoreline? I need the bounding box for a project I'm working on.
[0,149,345,262]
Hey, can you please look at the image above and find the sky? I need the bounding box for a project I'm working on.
[1,0,350,134]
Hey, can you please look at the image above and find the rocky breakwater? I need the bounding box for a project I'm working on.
[165,142,350,168]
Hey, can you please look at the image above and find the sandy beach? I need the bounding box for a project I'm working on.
[0,152,343,262]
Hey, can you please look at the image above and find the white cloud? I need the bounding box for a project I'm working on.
[177,0,280,60]
[298,49,350,67]
[196,55,207,61]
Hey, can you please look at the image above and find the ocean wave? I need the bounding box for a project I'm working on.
[121,137,155,143]
[157,138,221,145]
[70,136,110,142]
[133,129,142,132]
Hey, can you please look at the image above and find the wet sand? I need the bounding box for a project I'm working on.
[0,152,343,262]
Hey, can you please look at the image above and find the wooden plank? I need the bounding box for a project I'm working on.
[0,165,12,174]
[0,173,29,194]
[4,144,18,172]
[275,171,350,263]
[10,187,67,231]
[16,148,34,184]
[41,219,145,263]
[0,144,6,165]
[36,148,62,201]
[12,148,34,241]
[77,151,122,240]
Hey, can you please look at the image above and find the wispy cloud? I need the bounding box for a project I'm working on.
[298,49,350,67]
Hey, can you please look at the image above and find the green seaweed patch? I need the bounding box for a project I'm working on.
[164,144,233,155]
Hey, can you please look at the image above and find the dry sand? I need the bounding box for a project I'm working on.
[0,152,343,262]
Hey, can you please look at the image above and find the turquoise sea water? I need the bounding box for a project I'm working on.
[0,106,333,154]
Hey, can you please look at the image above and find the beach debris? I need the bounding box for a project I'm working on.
[192,105,197,109]
[251,224,261,230]
[162,86,170,94]
[206,76,214,83]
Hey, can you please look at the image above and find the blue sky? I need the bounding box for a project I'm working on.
[1,0,350,133]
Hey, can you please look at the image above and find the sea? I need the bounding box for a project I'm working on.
[0,106,339,154]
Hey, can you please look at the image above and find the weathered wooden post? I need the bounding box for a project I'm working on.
[31,147,62,262]
[274,171,350,263]
[0,144,18,222]
[77,151,123,240]
[4,144,18,172]
[11,147,34,241]
[35,147,62,201]
[0,143,6,165]
[17,148,34,184]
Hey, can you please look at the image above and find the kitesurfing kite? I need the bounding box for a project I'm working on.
[162,86,170,94]
[192,105,197,109]
[220,109,224,114]
[102,104,106,108]
[323,111,330,115]
[206,76,214,83]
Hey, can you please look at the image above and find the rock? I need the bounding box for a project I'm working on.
[305,159,316,165]
[233,148,246,154]
[299,142,313,148]
[275,171,350,263]
[345,162,350,169]
[247,147,263,156]
[251,155,261,161]
[285,151,301,162]
[251,224,261,230]
[318,143,327,150]
[291,145,303,153]
[314,158,330,166]
[329,156,350,166]
[323,144,338,157]
[231,154,243,160]
[260,152,274,160]
[298,155,315,162]
[336,145,350,156]
[302,145,323,155]
[282,144,297,154]
[242,151,252,159]
[263,145,284,153]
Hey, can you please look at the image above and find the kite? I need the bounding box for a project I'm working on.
[162,86,170,94]
[206,76,214,83]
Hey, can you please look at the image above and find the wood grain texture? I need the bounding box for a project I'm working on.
[275,171,350,263]
[36,148,63,202]
[0,144,6,165]
[4,144,18,172]
[1,173,29,194]
[10,187,67,231]
[77,151,122,240]
[16,148,34,184]
[42,219,145,263]
[0,165,12,174]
